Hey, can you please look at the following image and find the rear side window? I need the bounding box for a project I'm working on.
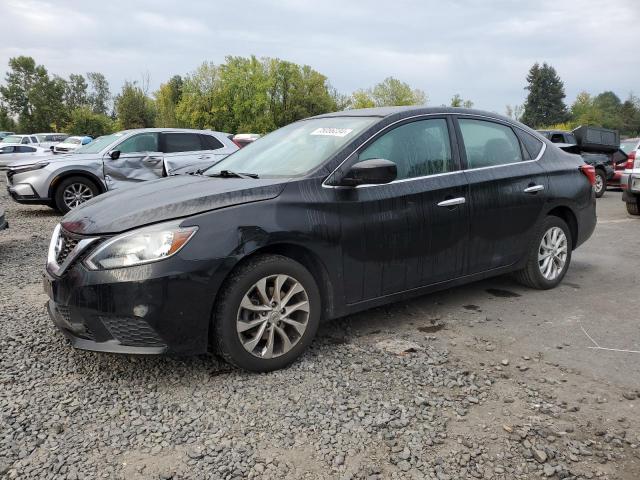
[516,129,544,159]
[163,133,202,153]
[458,119,523,169]
[21,137,29,144]
[200,134,224,150]
[17,146,36,153]
[359,118,454,180]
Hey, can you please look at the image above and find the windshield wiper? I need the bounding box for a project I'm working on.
[210,170,259,179]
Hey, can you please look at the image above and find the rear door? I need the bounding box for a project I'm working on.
[455,116,548,274]
[162,132,208,174]
[103,132,163,190]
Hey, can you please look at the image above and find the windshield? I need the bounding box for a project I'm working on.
[74,133,125,154]
[206,116,377,177]
[66,137,82,145]
[620,139,639,153]
[1,135,23,143]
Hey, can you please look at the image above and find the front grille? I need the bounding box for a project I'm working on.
[99,316,165,347]
[56,231,80,265]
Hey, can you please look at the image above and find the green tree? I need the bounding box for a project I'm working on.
[451,94,473,108]
[64,74,89,111]
[86,72,111,115]
[592,91,622,130]
[176,56,338,133]
[155,75,184,127]
[114,81,156,129]
[570,91,602,126]
[0,56,67,131]
[619,94,640,136]
[521,62,568,128]
[0,104,16,131]
[175,62,221,130]
[65,107,115,137]
[350,77,426,109]
[371,77,426,106]
[350,89,375,109]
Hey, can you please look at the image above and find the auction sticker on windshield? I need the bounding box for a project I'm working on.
[310,128,353,137]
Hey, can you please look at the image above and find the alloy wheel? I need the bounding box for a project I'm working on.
[236,274,310,359]
[63,183,94,209]
[538,226,568,281]
[595,173,604,195]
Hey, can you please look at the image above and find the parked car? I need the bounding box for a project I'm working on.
[231,133,261,148]
[538,127,627,197]
[34,133,69,149]
[43,107,596,372]
[6,128,238,213]
[53,136,92,154]
[0,143,51,170]
[1,134,39,145]
[620,139,640,215]
[0,131,15,141]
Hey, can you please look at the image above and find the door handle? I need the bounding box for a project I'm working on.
[198,155,211,160]
[437,197,466,207]
[524,185,544,193]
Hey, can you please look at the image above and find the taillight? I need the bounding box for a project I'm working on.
[232,140,243,148]
[626,150,636,169]
[580,164,596,186]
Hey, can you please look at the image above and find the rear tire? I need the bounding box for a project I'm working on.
[212,254,321,372]
[54,176,100,214]
[594,169,606,198]
[626,200,640,216]
[514,216,572,290]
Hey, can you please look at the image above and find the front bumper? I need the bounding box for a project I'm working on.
[44,247,233,355]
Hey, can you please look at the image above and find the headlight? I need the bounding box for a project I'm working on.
[84,221,198,270]
[9,162,49,173]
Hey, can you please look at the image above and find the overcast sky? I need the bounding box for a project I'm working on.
[1,0,638,114]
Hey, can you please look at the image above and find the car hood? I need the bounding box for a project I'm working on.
[61,174,289,235]
[6,152,97,168]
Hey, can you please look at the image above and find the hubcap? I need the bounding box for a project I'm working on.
[595,174,604,192]
[63,183,94,209]
[538,227,568,281]
[236,274,310,359]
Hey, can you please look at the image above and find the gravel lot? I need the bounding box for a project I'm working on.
[1,178,639,480]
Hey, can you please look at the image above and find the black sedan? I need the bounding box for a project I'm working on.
[44,107,597,371]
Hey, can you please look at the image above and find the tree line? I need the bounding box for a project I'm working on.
[510,62,640,136]
[0,55,638,138]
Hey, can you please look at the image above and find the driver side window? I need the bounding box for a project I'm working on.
[117,133,159,154]
[359,118,454,180]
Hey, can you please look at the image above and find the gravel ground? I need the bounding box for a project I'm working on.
[1,179,639,479]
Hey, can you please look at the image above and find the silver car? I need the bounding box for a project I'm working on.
[6,128,238,213]
[0,143,51,169]
[1,134,39,145]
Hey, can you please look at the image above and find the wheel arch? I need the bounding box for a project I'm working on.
[546,205,578,250]
[221,243,336,322]
[48,170,106,200]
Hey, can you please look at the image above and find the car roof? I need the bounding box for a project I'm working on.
[311,106,518,123]
[117,128,230,135]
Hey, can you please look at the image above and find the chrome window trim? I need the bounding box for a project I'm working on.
[321,112,546,189]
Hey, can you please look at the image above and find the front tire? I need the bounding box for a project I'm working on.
[514,216,572,290]
[594,169,606,198]
[212,254,321,372]
[54,176,100,214]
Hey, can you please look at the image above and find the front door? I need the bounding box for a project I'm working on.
[337,116,469,304]
[455,116,548,274]
[103,132,163,190]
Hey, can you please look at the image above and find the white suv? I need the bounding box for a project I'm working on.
[620,138,640,215]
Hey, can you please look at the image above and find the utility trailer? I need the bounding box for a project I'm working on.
[538,126,628,198]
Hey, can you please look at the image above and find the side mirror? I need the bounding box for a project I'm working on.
[339,159,397,187]
[109,150,121,160]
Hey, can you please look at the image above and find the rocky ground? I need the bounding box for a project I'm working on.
[1,180,639,479]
